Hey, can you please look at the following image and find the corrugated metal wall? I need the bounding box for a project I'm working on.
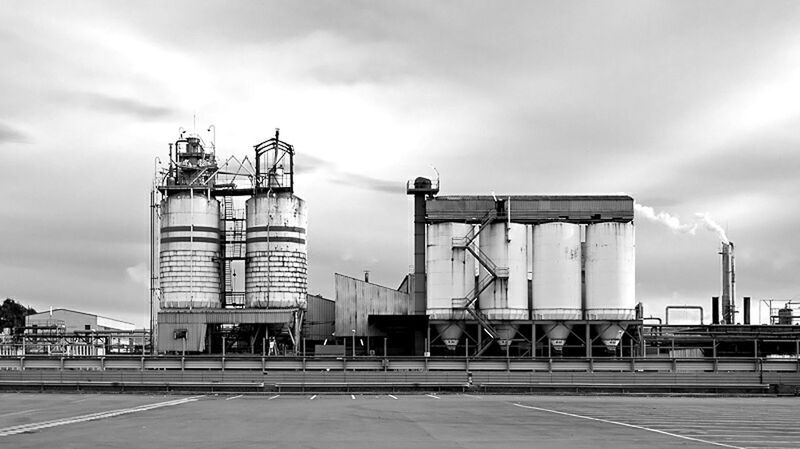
[304,294,335,340]
[335,274,412,336]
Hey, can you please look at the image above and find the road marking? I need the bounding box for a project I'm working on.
[0,396,203,437]
[512,403,745,449]
[350,394,356,400]
[426,394,440,399]
[309,395,317,400]
[0,409,43,418]
[268,395,280,400]
[388,395,398,400]
[225,395,243,401]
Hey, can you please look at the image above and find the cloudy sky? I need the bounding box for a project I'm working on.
[1,1,799,327]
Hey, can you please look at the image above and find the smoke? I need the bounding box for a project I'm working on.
[635,203,729,243]
[634,203,697,235]
[695,213,729,244]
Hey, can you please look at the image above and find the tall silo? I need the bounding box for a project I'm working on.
[478,222,528,346]
[584,222,635,351]
[245,192,308,309]
[159,133,222,310]
[426,222,474,350]
[531,222,582,351]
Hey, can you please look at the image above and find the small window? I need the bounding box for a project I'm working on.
[85,325,91,331]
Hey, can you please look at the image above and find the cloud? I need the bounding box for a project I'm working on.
[0,122,27,144]
[126,262,149,287]
[62,92,175,120]
[328,171,399,194]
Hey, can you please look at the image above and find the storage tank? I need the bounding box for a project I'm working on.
[245,192,308,309]
[532,223,582,351]
[585,222,635,350]
[426,222,475,350]
[159,192,222,309]
[478,222,528,346]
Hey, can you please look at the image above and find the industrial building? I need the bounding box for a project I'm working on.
[25,309,136,333]
[152,129,308,355]
[137,127,800,359]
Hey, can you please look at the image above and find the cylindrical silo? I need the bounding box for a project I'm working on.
[532,223,582,350]
[478,223,528,345]
[585,222,635,350]
[245,192,308,309]
[159,191,222,309]
[426,223,475,350]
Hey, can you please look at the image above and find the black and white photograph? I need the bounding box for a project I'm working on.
[1,1,799,448]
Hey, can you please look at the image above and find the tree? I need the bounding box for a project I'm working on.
[0,298,37,331]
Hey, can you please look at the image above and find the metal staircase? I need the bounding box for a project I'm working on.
[221,196,246,308]
[450,208,506,355]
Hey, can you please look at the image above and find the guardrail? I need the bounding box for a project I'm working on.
[1,355,799,373]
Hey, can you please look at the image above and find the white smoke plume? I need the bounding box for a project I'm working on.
[635,204,730,243]
[634,203,697,235]
[695,213,729,244]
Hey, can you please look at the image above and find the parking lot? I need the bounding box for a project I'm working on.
[1,393,798,448]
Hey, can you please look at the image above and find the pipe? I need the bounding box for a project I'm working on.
[665,305,704,325]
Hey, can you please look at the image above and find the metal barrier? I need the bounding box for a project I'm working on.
[1,355,799,374]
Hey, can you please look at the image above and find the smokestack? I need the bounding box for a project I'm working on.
[743,296,751,325]
[711,296,720,324]
[720,242,735,324]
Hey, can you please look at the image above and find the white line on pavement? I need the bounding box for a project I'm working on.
[268,395,280,400]
[0,396,204,437]
[426,394,440,399]
[225,395,243,401]
[388,395,398,400]
[350,395,356,400]
[309,395,317,400]
[512,403,745,449]
[0,409,43,418]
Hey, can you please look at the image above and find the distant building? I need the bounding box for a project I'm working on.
[25,309,136,333]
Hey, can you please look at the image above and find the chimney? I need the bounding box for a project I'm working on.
[720,242,735,324]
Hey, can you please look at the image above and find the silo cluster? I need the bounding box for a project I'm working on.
[158,134,307,313]
[426,220,635,351]
[159,193,308,310]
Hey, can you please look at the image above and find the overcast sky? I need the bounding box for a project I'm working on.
[1,1,799,327]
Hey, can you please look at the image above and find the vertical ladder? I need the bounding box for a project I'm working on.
[222,196,235,307]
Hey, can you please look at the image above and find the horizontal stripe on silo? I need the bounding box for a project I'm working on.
[246,226,305,234]
[246,236,305,244]
[160,236,220,244]
[161,226,221,234]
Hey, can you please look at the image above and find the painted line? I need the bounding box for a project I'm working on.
[309,395,317,400]
[388,395,398,400]
[225,395,243,401]
[0,396,203,437]
[0,409,43,418]
[512,403,745,449]
[426,394,440,399]
[268,395,280,400]
[350,394,356,400]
